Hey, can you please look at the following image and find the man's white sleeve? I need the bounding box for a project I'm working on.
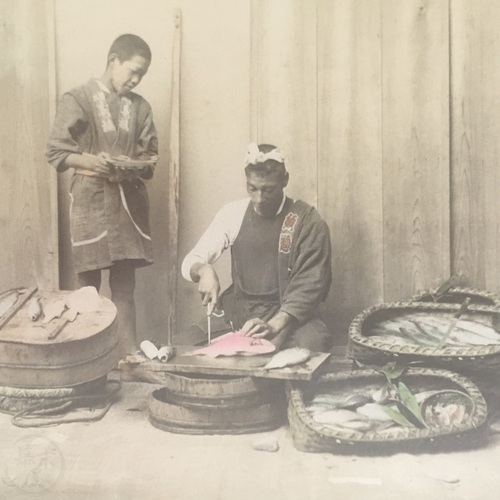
[181,199,250,281]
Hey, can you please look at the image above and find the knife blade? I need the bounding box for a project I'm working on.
[207,308,211,345]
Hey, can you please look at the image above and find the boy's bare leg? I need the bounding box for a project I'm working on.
[77,269,102,291]
[109,260,137,356]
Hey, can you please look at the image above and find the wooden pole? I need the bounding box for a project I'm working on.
[167,9,181,345]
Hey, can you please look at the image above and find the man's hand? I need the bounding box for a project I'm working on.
[241,318,275,339]
[242,311,296,340]
[191,263,220,314]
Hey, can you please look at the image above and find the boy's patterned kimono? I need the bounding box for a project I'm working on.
[46,79,158,272]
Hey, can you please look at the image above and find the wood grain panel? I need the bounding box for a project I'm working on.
[52,1,252,345]
[0,0,58,291]
[382,0,450,301]
[250,0,318,205]
[450,0,500,292]
[174,0,252,340]
[317,0,384,344]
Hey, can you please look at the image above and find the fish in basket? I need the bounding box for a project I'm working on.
[286,366,488,455]
[347,301,500,375]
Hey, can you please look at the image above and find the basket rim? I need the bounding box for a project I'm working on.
[286,367,488,443]
[411,286,500,304]
[348,300,500,357]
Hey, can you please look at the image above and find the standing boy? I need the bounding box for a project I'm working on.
[46,34,159,355]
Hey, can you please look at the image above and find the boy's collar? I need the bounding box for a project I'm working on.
[95,79,111,94]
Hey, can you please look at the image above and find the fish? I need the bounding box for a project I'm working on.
[312,408,363,425]
[27,297,42,321]
[183,331,276,358]
[340,420,375,432]
[305,403,337,413]
[356,403,393,422]
[312,409,375,432]
[308,393,365,412]
[42,298,66,324]
[340,394,372,410]
[263,347,311,370]
[63,307,79,322]
[65,286,102,313]
[454,320,500,342]
[0,289,20,319]
[308,393,350,409]
[369,311,500,347]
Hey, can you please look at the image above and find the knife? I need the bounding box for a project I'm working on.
[207,306,211,345]
[436,297,471,349]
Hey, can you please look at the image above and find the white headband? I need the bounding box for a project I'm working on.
[244,143,285,167]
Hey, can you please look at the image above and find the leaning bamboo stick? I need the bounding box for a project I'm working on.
[167,9,182,345]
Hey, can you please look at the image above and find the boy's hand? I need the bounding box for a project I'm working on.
[82,152,115,176]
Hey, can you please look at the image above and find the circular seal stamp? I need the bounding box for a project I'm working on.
[3,435,64,495]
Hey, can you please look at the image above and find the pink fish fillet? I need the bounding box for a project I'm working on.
[186,331,276,358]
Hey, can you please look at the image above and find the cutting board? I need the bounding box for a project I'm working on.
[120,345,331,381]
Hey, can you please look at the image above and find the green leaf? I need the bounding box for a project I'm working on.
[393,400,427,429]
[378,404,416,427]
[379,362,407,381]
[431,274,464,301]
[396,381,427,428]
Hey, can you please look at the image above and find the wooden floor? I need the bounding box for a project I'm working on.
[1,368,500,499]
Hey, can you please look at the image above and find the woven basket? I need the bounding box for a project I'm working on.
[347,301,500,374]
[411,287,500,306]
[286,368,488,454]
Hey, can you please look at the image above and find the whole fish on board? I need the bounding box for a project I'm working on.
[183,331,276,358]
[27,297,42,321]
[263,347,311,370]
[0,289,20,319]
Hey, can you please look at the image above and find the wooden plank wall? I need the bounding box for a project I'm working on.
[0,0,58,292]
[53,0,252,345]
[381,0,450,302]
[451,0,500,291]
[252,0,450,343]
[44,0,500,346]
[317,0,384,337]
[250,0,318,205]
